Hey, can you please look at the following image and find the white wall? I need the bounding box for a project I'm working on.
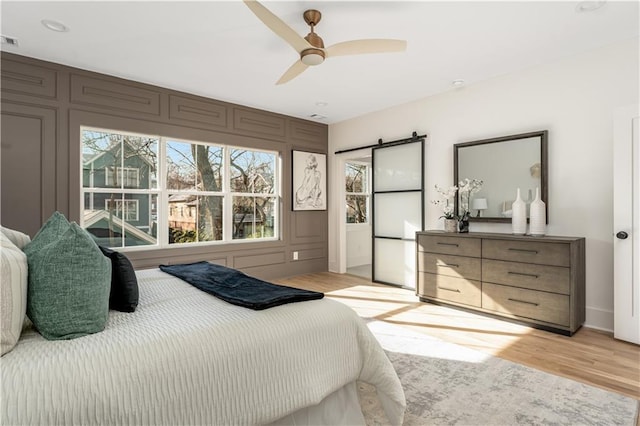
[346,225,371,267]
[328,38,639,331]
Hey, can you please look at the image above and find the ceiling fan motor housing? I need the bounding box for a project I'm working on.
[301,48,325,65]
[301,9,325,65]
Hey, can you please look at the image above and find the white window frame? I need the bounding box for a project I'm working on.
[228,146,279,241]
[345,161,371,225]
[80,126,281,250]
[105,199,139,221]
[165,137,225,245]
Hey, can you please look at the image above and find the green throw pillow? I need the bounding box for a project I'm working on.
[23,211,70,253]
[25,219,111,340]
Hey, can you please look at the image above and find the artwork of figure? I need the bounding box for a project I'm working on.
[295,154,323,209]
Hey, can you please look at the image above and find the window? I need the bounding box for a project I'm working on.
[105,199,139,221]
[230,148,277,240]
[105,167,140,188]
[345,162,370,224]
[81,127,280,249]
[166,139,223,244]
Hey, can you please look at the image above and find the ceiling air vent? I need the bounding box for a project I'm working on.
[1,35,19,47]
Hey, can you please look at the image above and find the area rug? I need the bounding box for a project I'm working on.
[358,320,639,425]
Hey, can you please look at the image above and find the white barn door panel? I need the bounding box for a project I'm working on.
[372,140,424,288]
[614,104,639,344]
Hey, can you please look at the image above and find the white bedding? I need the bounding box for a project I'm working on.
[1,268,405,425]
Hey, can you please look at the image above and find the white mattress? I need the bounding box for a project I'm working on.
[1,268,405,425]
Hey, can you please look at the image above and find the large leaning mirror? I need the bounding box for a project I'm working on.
[454,130,548,223]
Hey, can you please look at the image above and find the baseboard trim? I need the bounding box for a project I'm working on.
[584,306,614,333]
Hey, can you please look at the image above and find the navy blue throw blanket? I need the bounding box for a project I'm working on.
[159,261,324,310]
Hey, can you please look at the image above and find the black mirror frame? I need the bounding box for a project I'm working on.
[453,130,548,223]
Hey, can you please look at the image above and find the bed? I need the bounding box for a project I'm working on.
[1,267,406,425]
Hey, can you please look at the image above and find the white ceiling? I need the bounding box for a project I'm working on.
[1,1,638,124]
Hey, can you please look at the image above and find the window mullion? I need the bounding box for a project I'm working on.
[158,138,168,247]
[223,146,232,242]
[120,139,125,247]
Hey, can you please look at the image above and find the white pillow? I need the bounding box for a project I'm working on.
[1,233,28,356]
[1,226,31,250]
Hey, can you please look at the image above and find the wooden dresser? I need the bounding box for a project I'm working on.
[416,231,585,335]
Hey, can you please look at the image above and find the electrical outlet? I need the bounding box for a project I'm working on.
[293,251,299,260]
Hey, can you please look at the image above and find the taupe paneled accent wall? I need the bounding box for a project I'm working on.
[1,52,328,279]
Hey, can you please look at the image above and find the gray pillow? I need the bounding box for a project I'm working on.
[1,233,28,355]
[0,225,31,249]
[25,216,111,340]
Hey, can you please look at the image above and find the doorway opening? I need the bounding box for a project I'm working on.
[345,158,372,279]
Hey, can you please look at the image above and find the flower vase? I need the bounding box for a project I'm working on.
[529,187,546,236]
[458,214,469,233]
[511,188,527,235]
[444,218,457,233]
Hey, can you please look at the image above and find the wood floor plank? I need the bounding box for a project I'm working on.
[276,271,640,402]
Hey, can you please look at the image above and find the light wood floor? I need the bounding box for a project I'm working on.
[276,272,640,404]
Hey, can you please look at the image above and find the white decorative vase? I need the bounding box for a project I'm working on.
[444,218,457,233]
[529,187,546,236]
[511,188,527,235]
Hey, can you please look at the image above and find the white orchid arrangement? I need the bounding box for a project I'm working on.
[458,178,483,219]
[431,184,458,219]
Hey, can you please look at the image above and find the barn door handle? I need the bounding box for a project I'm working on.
[616,231,628,240]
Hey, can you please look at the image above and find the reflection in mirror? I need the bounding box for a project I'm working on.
[454,130,548,223]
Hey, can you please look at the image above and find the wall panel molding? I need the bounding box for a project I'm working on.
[296,247,327,261]
[168,94,229,130]
[1,59,57,99]
[1,102,57,236]
[291,211,328,244]
[289,119,327,145]
[70,74,161,115]
[234,251,287,269]
[2,51,328,278]
[233,107,286,141]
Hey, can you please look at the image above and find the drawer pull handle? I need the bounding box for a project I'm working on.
[508,271,539,278]
[439,263,459,268]
[438,286,461,293]
[437,242,459,247]
[508,248,539,254]
[508,298,539,307]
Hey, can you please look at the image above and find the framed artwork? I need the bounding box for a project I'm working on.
[292,150,327,211]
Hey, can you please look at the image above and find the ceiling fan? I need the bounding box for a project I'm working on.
[243,0,407,85]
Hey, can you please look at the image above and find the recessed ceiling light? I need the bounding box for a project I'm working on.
[452,79,465,87]
[575,1,606,12]
[315,101,328,107]
[41,19,69,32]
[309,113,327,120]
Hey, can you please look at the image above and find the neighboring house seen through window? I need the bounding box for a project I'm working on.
[105,199,139,222]
[105,167,140,188]
[81,127,280,249]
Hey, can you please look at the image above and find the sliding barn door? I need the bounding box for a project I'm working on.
[372,140,424,288]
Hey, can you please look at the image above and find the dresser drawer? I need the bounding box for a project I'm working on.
[418,273,481,307]
[482,239,570,267]
[482,259,570,294]
[482,282,570,326]
[418,253,481,281]
[417,235,481,257]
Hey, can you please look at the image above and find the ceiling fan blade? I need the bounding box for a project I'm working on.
[325,39,407,58]
[276,60,309,85]
[243,0,311,53]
